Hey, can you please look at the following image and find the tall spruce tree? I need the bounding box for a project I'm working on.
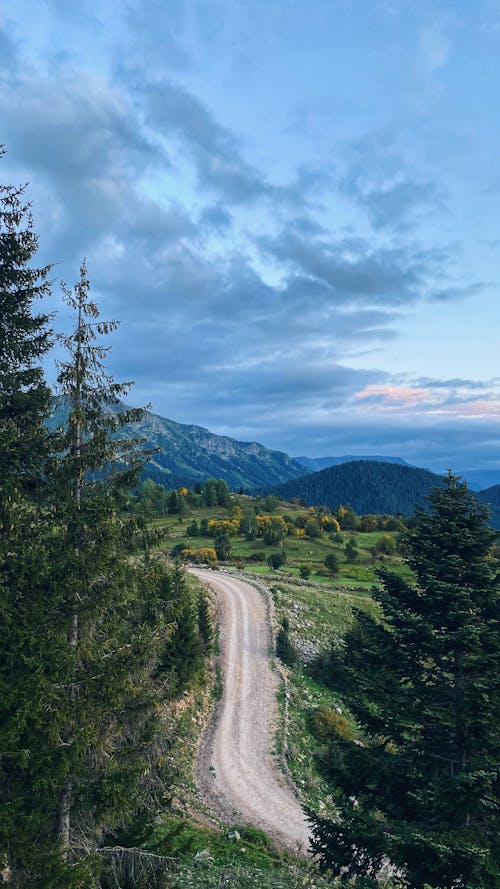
[0,149,53,500]
[0,158,62,883]
[48,264,174,882]
[0,256,180,887]
[309,473,500,888]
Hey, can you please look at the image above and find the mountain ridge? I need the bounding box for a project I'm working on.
[295,454,411,472]
[48,397,306,491]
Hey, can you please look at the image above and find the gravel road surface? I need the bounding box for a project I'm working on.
[190,568,310,854]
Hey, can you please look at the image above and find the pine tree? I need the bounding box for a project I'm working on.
[309,473,500,888]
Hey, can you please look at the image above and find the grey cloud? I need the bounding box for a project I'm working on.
[259,230,422,304]
[339,132,447,231]
[0,26,18,73]
[123,0,193,72]
[262,416,500,474]
[429,283,485,301]
[413,376,492,390]
[199,203,233,230]
[145,80,275,204]
[362,180,445,230]
[259,227,486,310]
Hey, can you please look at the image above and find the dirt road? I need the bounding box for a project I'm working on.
[190,568,310,854]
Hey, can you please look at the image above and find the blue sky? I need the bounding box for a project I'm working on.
[2,0,500,471]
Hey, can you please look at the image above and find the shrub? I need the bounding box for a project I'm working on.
[324,552,339,575]
[267,551,286,570]
[375,533,396,555]
[170,542,188,558]
[275,617,297,666]
[191,548,217,564]
[311,706,353,741]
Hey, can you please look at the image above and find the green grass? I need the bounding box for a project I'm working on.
[271,578,378,648]
[138,813,334,889]
[269,576,374,818]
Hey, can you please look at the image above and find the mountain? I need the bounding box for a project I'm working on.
[48,398,305,491]
[477,485,500,529]
[457,469,500,491]
[295,454,411,473]
[272,460,444,516]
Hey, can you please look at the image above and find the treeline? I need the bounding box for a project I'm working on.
[0,168,212,885]
[128,477,232,517]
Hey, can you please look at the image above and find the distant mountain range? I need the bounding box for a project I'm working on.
[48,398,500,527]
[48,398,305,491]
[477,485,500,529]
[455,470,500,491]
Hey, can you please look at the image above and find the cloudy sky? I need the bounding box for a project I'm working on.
[2,0,500,470]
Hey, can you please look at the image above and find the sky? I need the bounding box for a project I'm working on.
[2,0,500,471]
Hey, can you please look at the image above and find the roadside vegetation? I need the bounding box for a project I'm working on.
[130,477,500,887]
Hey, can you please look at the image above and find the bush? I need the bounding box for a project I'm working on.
[344,537,358,562]
[214,532,232,561]
[304,519,322,539]
[310,706,353,741]
[267,551,286,570]
[299,565,311,579]
[375,533,396,555]
[275,617,297,666]
[324,552,339,575]
[170,542,188,558]
[191,548,217,564]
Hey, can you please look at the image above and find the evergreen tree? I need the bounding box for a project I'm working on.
[1,260,175,886]
[344,536,358,562]
[0,151,54,502]
[276,617,296,666]
[197,587,213,654]
[51,264,172,873]
[214,532,232,561]
[0,161,64,883]
[160,567,203,695]
[309,474,500,888]
[324,552,339,575]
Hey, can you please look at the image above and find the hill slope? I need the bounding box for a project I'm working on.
[272,460,444,516]
[48,398,305,491]
[477,485,500,529]
[295,454,411,472]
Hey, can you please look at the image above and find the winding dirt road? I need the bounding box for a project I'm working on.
[190,568,310,854]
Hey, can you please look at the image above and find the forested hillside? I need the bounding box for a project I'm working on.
[477,483,500,529]
[272,460,443,516]
[295,454,411,472]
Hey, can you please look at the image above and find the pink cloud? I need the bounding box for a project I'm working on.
[354,385,432,406]
[436,400,500,418]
